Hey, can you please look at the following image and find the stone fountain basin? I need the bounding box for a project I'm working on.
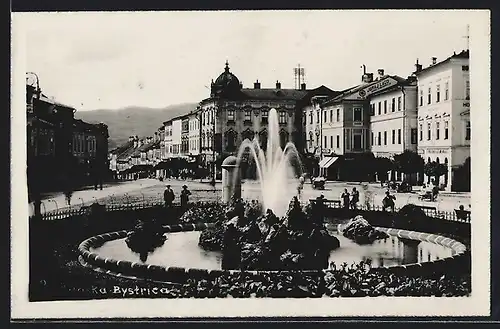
[78,222,468,284]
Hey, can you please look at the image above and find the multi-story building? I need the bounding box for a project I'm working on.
[181,116,190,157]
[414,50,470,191]
[198,61,335,178]
[164,120,173,158]
[317,71,406,180]
[188,110,201,157]
[171,116,183,158]
[369,70,419,181]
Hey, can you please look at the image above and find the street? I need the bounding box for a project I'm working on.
[35,178,471,215]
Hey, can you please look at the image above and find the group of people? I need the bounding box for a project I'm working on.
[341,187,360,210]
[163,184,192,209]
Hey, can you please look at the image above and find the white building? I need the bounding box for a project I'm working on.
[188,110,200,156]
[171,117,183,158]
[163,120,173,158]
[369,69,419,181]
[414,50,470,191]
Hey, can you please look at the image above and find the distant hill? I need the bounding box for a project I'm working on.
[75,103,197,150]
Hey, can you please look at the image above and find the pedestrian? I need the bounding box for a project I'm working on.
[163,184,175,208]
[382,191,396,212]
[341,188,350,210]
[180,185,192,210]
[350,187,359,210]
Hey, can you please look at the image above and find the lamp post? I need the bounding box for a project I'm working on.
[26,72,42,218]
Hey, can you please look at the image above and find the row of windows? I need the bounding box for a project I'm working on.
[226,109,288,124]
[73,135,96,154]
[189,120,199,131]
[370,96,402,116]
[372,129,405,146]
[418,120,470,141]
[309,108,342,124]
[202,110,215,126]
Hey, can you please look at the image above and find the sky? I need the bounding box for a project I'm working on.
[18,10,482,111]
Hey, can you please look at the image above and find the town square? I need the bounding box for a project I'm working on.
[11,9,492,319]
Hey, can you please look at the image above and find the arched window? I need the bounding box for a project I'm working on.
[436,157,440,163]
[242,129,254,142]
[427,157,431,163]
[225,130,237,152]
[280,130,289,149]
[259,130,268,151]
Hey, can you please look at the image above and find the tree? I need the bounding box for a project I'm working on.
[393,150,424,184]
[424,161,448,185]
[372,156,394,181]
[453,157,471,191]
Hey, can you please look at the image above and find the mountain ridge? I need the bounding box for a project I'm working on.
[75,102,198,149]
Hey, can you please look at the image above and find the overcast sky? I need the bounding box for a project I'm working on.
[19,10,482,111]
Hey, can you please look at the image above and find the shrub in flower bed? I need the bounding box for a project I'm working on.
[199,196,340,271]
[125,218,167,261]
[179,202,226,224]
[341,215,389,244]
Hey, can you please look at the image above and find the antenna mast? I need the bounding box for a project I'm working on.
[294,64,305,89]
[463,24,470,50]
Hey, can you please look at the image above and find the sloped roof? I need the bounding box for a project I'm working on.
[414,50,469,75]
[240,88,308,101]
[110,140,134,155]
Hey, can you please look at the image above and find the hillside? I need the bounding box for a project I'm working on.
[75,103,197,149]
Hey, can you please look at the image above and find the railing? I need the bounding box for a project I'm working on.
[36,194,470,224]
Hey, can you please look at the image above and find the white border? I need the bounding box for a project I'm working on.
[11,10,491,319]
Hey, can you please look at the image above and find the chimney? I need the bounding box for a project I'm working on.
[377,69,385,77]
[128,136,134,142]
[276,80,281,89]
[431,57,437,65]
[300,83,306,90]
[254,80,261,89]
[362,73,374,83]
[415,58,423,73]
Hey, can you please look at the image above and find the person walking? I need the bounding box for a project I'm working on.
[382,191,396,212]
[341,189,350,210]
[180,185,192,210]
[163,184,175,208]
[350,187,359,210]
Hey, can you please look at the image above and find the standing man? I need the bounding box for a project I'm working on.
[180,185,192,210]
[350,187,359,210]
[341,189,350,210]
[163,184,175,208]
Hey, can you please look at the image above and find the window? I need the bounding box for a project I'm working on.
[323,111,327,123]
[384,100,387,114]
[336,135,340,148]
[279,111,287,124]
[462,65,469,71]
[324,136,327,148]
[227,109,235,121]
[244,109,251,121]
[226,131,236,152]
[465,121,471,140]
[444,121,449,140]
[336,109,340,121]
[330,109,333,122]
[370,104,374,116]
[262,109,269,124]
[398,129,401,144]
[378,102,381,115]
[309,110,313,124]
[316,110,320,123]
[378,132,381,146]
[411,128,418,144]
[371,132,374,146]
[353,107,362,121]
[398,96,402,111]
[436,122,440,140]
[427,123,431,140]
[392,129,396,144]
[465,80,470,100]
[384,131,387,145]
[436,85,441,102]
[330,136,333,148]
[445,82,449,100]
[391,98,395,112]
[419,90,423,106]
[428,87,432,104]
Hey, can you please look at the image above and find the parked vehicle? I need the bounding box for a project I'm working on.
[312,177,326,190]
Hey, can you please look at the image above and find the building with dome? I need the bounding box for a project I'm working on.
[198,61,337,178]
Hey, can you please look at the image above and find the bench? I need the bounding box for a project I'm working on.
[454,209,471,222]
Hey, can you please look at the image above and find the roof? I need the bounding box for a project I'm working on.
[414,50,469,75]
[117,143,137,160]
[369,78,417,97]
[110,140,134,155]
[240,88,308,101]
[323,75,407,105]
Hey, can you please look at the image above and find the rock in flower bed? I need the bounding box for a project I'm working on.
[199,196,340,271]
[125,218,167,261]
[341,215,389,245]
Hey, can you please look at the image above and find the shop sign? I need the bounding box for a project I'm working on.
[357,77,398,99]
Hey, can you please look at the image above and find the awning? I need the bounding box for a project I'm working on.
[323,156,339,169]
[318,157,331,168]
